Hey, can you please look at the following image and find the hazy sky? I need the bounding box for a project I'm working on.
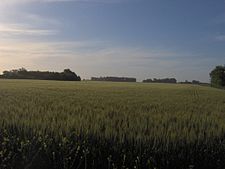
[0,0,225,82]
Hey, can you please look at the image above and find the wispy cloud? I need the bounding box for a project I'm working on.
[0,40,196,80]
[1,0,128,5]
[0,23,58,36]
[0,11,60,38]
[0,40,174,61]
[25,14,61,26]
[216,35,225,41]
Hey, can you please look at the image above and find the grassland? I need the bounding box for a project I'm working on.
[0,79,225,169]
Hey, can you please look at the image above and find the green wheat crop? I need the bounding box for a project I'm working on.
[0,79,225,169]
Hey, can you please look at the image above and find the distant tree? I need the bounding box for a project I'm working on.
[143,78,177,84]
[210,65,225,88]
[192,80,200,84]
[179,80,192,84]
[143,79,153,83]
[18,67,27,72]
[1,68,81,81]
[91,77,136,82]
[63,69,81,81]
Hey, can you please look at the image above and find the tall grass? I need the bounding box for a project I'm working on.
[0,80,225,169]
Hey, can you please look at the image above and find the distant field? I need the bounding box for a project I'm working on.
[0,79,225,169]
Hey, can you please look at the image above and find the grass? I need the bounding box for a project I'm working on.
[0,79,225,169]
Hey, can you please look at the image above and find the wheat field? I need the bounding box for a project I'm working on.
[0,79,225,169]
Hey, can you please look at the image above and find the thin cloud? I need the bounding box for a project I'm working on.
[216,35,225,41]
[0,40,196,64]
[0,40,211,82]
[0,40,191,71]
[1,0,128,5]
[25,14,61,26]
[0,23,58,36]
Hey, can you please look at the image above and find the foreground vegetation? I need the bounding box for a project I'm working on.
[0,80,225,169]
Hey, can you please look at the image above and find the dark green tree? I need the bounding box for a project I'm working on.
[210,65,225,88]
[1,68,81,81]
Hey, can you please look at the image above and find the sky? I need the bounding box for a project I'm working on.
[0,0,225,82]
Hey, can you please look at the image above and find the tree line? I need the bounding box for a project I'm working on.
[0,68,81,81]
[91,77,204,84]
[91,77,136,82]
[143,78,177,83]
[0,66,224,88]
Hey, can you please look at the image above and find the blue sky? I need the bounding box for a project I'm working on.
[0,0,225,82]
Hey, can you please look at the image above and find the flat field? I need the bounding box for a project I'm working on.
[0,79,225,169]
